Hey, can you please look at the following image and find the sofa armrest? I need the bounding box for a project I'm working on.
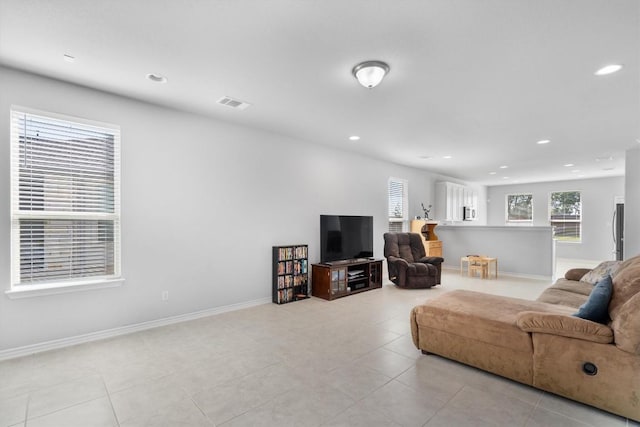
[418,256,444,265]
[516,311,613,344]
[387,256,409,269]
[564,268,592,281]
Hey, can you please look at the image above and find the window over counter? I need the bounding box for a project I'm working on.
[549,191,581,242]
[506,193,533,223]
[9,107,122,295]
[388,177,408,232]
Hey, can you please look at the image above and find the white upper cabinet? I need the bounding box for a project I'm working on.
[435,182,478,222]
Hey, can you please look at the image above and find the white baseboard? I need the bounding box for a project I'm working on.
[441,265,551,281]
[0,297,271,361]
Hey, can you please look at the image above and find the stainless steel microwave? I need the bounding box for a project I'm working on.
[463,206,477,221]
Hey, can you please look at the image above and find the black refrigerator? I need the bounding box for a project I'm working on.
[613,203,624,261]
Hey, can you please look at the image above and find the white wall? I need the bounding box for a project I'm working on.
[0,66,441,351]
[625,146,640,257]
[486,177,625,261]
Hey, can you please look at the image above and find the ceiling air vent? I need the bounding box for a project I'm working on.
[217,96,252,110]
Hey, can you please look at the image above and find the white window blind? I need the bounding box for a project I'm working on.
[388,178,407,232]
[10,108,121,288]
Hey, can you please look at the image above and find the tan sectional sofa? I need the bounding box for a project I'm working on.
[410,255,640,421]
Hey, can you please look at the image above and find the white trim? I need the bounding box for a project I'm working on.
[441,264,551,281]
[11,104,120,131]
[5,278,125,299]
[0,296,271,361]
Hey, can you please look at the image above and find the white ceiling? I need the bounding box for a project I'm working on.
[1,0,638,185]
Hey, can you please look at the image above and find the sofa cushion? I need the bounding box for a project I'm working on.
[610,256,640,319]
[564,268,591,281]
[573,275,613,324]
[611,292,640,354]
[580,261,621,284]
[413,290,574,353]
[536,279,591,308]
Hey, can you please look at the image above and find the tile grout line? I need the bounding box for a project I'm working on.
[102,375,121,427]
[421,383,466,426]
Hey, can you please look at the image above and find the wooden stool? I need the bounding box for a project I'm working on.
[467,256,489,278]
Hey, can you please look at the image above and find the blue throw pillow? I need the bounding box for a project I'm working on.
[573,275,613,324]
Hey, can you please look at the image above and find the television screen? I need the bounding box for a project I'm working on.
[320,215,373,263]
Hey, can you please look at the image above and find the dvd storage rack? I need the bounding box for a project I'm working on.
[272,244,309,304]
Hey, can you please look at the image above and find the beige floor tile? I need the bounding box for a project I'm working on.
[110,376,190,424]
[27,374,107,419]
[353,347,414,378]
[525,406,592,427]
[321,363,391,400]
[0,393,28,427]
[221,381,355,427]
[321,400,402,427]
[120,396,213,427]
[25,397,117,427]
[99,355,171,393]
[382,335,422,360]
[394,362,466,402]
[537,392,627,426]
[425,385,535,426]
[3,269,632,426]
[360,379,447,427]
[192,363,302,424]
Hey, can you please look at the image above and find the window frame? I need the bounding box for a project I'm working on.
[388,177,408,232]
[548,190,582,243]
[505,193,533,223]
[7,106,123,298]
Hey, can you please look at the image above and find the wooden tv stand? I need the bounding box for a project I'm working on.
[311,258,383,301]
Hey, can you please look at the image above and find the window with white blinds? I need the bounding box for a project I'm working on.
[10,107,121,289]
[388,178,407,232]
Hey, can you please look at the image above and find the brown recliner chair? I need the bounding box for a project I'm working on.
[383,232,444,289]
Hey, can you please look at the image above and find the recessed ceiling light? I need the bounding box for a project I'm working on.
[502,176,510,179]
[595,64,623,76]
[349,135,360,141]
[499,165,508,169]
[443,155,452,159]
[564,163,574,167]
[489,172,497,175]
[146,73,167,83]
[63,54,75,63]
[536,139,550,145]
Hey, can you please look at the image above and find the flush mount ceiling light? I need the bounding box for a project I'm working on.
[146,73,167,83]
[352,60,390,88]
[595,64,623,76]
[349,135,360,141]
[536,139,550,145]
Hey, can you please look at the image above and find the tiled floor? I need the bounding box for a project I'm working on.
[1,263,636,426]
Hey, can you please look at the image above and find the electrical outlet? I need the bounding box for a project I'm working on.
[161,290,169,301]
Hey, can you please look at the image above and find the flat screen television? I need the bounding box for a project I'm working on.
[320,215,374,263]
